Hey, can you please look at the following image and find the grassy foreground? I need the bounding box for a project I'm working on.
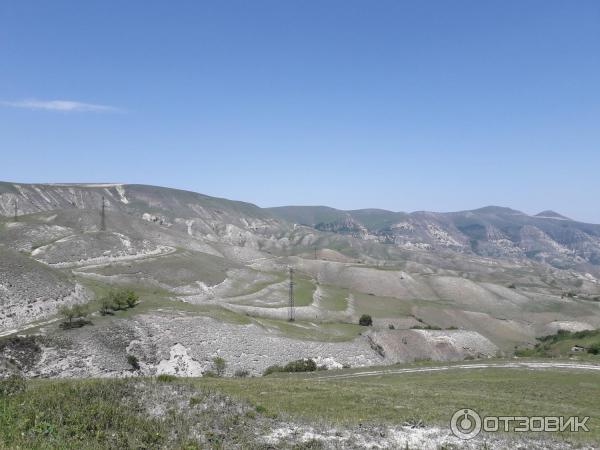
[198,366,600,441]
[1,364,599,448]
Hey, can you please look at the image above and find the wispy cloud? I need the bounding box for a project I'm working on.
[1,99,121,113]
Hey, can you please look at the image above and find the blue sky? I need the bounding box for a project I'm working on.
[1,1,599,222]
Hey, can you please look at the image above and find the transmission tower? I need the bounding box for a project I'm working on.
[288,267,295,322]
[100,196,106,231]
[14,199,18,221]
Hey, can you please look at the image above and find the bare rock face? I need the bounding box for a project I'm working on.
[366,329,499,363]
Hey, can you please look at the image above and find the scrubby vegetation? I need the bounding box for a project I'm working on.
[58,289,140,330]
[358,314,372,326]
[100,289,139,315]
[58,304,90,329]
[263,358,318,375]
[411,324,442,330]
[212,356,226,377]
[0,377,278,449]
[127,354,140,371]
[156,374,178,382]
[515,329,600,357]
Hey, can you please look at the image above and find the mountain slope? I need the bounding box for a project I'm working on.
[268,204,600,271]
[2,181,600,272]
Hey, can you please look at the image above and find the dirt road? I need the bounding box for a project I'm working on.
[310,361,600,380]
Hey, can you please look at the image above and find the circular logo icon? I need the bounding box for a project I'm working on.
[450,408,482,440]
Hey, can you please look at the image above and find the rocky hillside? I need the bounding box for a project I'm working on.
[3,182,600,274]
[1,181,600,379]
[269,205,600,272]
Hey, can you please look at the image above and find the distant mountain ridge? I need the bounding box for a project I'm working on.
[1,181,599,272]
[266,206,600,271]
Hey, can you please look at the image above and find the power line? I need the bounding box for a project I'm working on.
[288,267,295,322]
[100,196,106,231]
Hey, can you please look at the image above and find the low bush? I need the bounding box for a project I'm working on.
[212,356,226,377]
[587,343,600,355]
[359,314,372,326]
[411,325,441,330]
[263,358,318,376]
[284,358,317,372]
[100,289,140,315]
[127,354,140,371]
[156,374,177,382]
[59,304,90,329]
[263,365,283,376]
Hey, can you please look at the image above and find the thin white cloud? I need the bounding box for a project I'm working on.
[1,98,121,113]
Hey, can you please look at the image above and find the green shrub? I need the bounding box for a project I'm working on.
[203,370,218,378]
[110,290,129,310]
[156,374,177,382]
[263,359,318,375]
[234,369,249,377]
[359,314,373,326]
[125,290,139,308]
[263,365,283,376]
[283,358,317,373]
[411,325,441,330]
[58,304,90,329]
[127,354,140,371]
[587,343,600,355]
[101,289,140,314]
[212,356,226,377]
[99,297,114,315]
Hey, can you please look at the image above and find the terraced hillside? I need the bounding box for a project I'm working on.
[0,182,599,378]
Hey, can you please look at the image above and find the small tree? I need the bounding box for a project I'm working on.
[212,356,226,377]
[59,305,76,326]
[72,304,88,320]
[99,296,114,315]
[125,290,139,308]
[111,290,128,310]
[359,314,373,326]
[59,304,88,328]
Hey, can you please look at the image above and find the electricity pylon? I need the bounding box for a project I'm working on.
[288,267,295,322]
[100,196,106,231]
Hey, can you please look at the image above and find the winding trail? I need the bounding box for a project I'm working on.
[309,361,600,380]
